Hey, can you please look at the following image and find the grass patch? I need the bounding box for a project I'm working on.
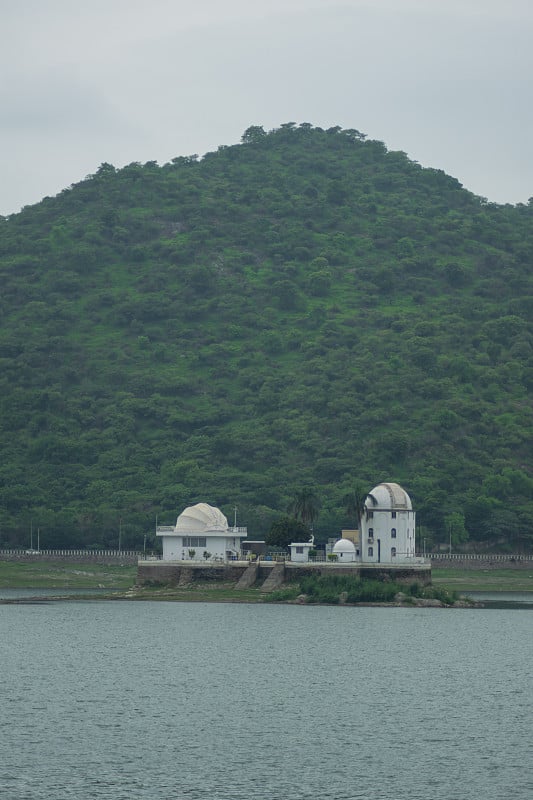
[0,561,137,590]
[432,567,533,593]
[268,586,302,602]
[127,582,265,603]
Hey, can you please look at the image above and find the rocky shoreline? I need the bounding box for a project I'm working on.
[0,586,484,608]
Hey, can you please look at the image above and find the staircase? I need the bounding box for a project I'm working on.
[235,562,259,589]
[260,562,286,592]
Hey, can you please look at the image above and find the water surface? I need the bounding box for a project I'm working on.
[1,602,531,799]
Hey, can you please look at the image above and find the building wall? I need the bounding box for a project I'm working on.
[360,509,416,563]
[290,544,312,562]
[161,534,242,561]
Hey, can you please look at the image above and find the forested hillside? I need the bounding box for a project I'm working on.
[0,123,532,550]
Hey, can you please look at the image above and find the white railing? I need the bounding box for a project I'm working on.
[0,549,142,557]
[424,553,533,561]
[137,552,533,565]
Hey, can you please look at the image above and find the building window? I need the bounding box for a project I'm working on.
[368,528,374,538]
[391,528,397,538]
[296,546,304,554]
[367,510,374,519]
[391,547,397,557]
[368,546,373,557]
[391,511,396,519]
[182,536,207,548]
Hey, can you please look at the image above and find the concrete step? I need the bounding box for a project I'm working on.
[235,562,258,589]
[260,562,286,592]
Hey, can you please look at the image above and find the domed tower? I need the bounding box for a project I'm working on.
[360,483,416,563]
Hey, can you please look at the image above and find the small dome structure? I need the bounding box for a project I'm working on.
[365,482,412,511]
[333,538,357,561]
[175,503,228,532]
[333,538,356,554]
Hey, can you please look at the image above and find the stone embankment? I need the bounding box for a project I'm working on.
[137,559,432,590]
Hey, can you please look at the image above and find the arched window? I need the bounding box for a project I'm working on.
[391,547,397,557]
[391,528,397,538]
[368,546,373,557]
[368,527,374,538]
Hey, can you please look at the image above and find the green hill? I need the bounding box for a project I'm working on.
[0,123,532,551]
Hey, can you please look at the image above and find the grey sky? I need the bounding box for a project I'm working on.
[2,0,533,215]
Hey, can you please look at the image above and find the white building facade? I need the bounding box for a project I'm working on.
[289,542,314,562]
[157,503,247,562]
[360,482,416,564]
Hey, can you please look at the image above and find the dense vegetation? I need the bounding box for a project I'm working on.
[0,123,532,550]
[268,574,459,605]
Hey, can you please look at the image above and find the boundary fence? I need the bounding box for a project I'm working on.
[0,549,141,557]
[422,553,533,562]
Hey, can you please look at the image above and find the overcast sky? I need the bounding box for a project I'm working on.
[2,0,533,215]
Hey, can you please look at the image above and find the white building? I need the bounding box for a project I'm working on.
[360,482,416,563]
[332,538,357,562]
[289,542,314,562]
[157,503,247,562]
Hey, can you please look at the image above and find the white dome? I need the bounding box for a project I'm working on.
[175,503,228,532]
[365,483,412,511]
[333,538,357,554]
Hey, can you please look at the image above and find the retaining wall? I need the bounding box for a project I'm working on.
[138,562,252,585]
[138,560,432,587]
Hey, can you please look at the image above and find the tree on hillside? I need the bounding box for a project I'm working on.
[288,487,321,534]
[444,511,469,549]
[241,125,266,144]
[265,516,311,549]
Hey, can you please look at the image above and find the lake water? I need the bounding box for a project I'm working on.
[1,601,532,800]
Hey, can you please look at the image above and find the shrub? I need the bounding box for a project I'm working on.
[266,586,301,602]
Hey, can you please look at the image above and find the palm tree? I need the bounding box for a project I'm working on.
[288,487,322,535]
[343,484,377,530]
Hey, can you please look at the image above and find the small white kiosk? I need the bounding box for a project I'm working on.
[289,542,314,563]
